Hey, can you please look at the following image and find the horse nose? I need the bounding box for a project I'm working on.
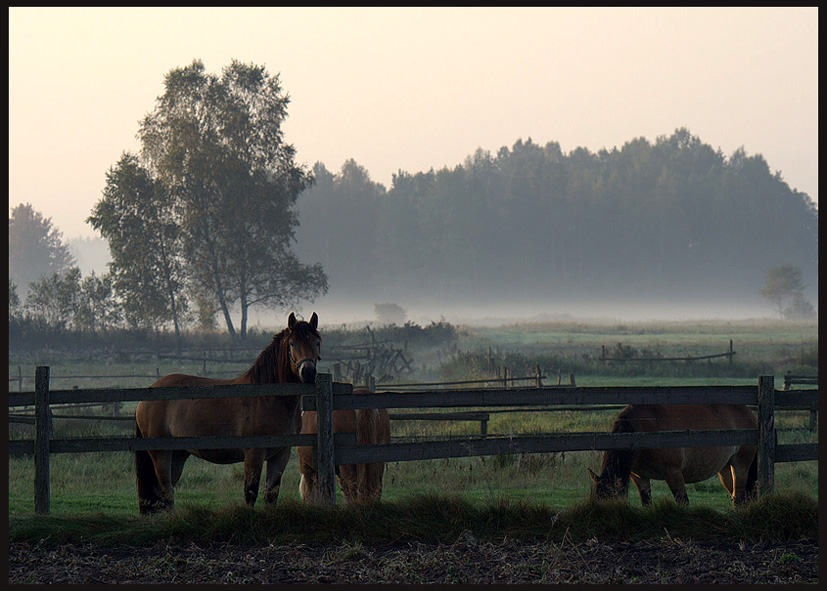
[299,361,317,384]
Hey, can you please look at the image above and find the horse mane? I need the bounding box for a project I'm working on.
[243,321,320,384]
[597,405,636,497]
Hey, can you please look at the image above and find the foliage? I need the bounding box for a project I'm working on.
[89,152,187,338]
[23,267,81,330]
[759,263,815,319]
[294,129,818,308]
[9,279,21,317]
[74,271,122,333]
[135,59,327,340]
[8,203,76,297]
[374,302,407,325]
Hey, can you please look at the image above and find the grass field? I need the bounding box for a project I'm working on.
[8,318,818,520]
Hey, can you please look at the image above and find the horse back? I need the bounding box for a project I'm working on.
[622,404,757,432]
[623,404,757,483]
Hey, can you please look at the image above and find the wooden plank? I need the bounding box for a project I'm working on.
[774,389,819,409]
[34,366,51,515]
[332,385,757,410]
[389,412,490,422]
[9,440,33,456]
[757,375,775,497]
[775,443,818,463]
[335,429,758,464]
[8,391,34,407]
[48,433,315,454]
[9,381,352,407]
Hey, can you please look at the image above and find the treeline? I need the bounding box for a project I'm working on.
[294,128,818,307]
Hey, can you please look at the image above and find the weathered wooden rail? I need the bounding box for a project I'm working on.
[8,367,818,514]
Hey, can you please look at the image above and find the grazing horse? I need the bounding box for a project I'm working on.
[135,312,321,515]
[588,404,758,507]
[297,392,391,504]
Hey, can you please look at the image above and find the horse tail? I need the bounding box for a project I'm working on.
[596,408,635,499]
[135,421,163,515]
[355,409,383,501]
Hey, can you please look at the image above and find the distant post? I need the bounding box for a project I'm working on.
[314,372,336,506]
[34,366,52,515]
[757,375,775,497]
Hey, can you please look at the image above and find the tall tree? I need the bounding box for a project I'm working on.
[88,153,187,343]
[9,203,75,296]
[138,59,327,339]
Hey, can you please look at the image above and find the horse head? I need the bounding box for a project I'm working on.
[588,467,625,501]
[286,312,321,383]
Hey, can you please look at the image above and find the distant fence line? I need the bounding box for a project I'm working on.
[601,340,736,364]
[8,366,818,514]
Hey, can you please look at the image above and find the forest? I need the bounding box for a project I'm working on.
[294,128,818,313]
[9,128,819,341]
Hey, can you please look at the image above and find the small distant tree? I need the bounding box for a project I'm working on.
[74,271,122,333]
[24,267,81,330]
[375,302,407,325]
[759,264,814,319]
[783,291,817,320]
[9,203,76,296]
[9,279,21,320]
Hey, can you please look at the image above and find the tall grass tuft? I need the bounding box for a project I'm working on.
[10,493,817,549]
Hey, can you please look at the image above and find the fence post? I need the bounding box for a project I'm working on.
[314,372,336,506]
[34,366,52,515]
[757,374,775,498]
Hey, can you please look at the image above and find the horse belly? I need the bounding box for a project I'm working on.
[680,447,735,483]
[191,448,245,464]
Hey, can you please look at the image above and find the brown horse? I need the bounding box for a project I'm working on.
[135,312,321,514]
[297,391,391,504]
[588,404,758,507]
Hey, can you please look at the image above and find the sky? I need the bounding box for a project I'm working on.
[9,6,819,244]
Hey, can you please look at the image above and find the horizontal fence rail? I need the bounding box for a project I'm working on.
[8,368,817,513]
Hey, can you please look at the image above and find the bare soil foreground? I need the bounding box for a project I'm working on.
[9,536,817,584]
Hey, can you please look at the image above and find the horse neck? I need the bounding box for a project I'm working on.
[242,332,297,384]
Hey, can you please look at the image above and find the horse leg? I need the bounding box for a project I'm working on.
[170,451,190,487]
[264,447,292,505]
[299,473,314,502]
[338,464,358,503]
[662,469,689,505]
[243,449,266,506]
[718,465,735,504]
[631,474,653,507]
[726,456,754,507]
[147,450,176,512]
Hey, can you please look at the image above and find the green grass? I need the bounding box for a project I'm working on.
[8,491,818,548]
[8,318,818,544]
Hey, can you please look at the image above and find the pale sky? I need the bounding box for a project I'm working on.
[9,7,819,240]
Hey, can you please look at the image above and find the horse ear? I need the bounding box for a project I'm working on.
[309,312,318,331]
[288,312,297,330]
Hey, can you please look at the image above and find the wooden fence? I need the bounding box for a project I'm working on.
[8,367,818,514]
[601,340,736,364]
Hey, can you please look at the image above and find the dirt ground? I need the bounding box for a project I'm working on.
[8,535,817,584]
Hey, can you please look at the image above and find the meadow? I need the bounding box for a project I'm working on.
[8,318,818,520]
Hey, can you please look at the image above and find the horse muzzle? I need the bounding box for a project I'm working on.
[296,359,317,384]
